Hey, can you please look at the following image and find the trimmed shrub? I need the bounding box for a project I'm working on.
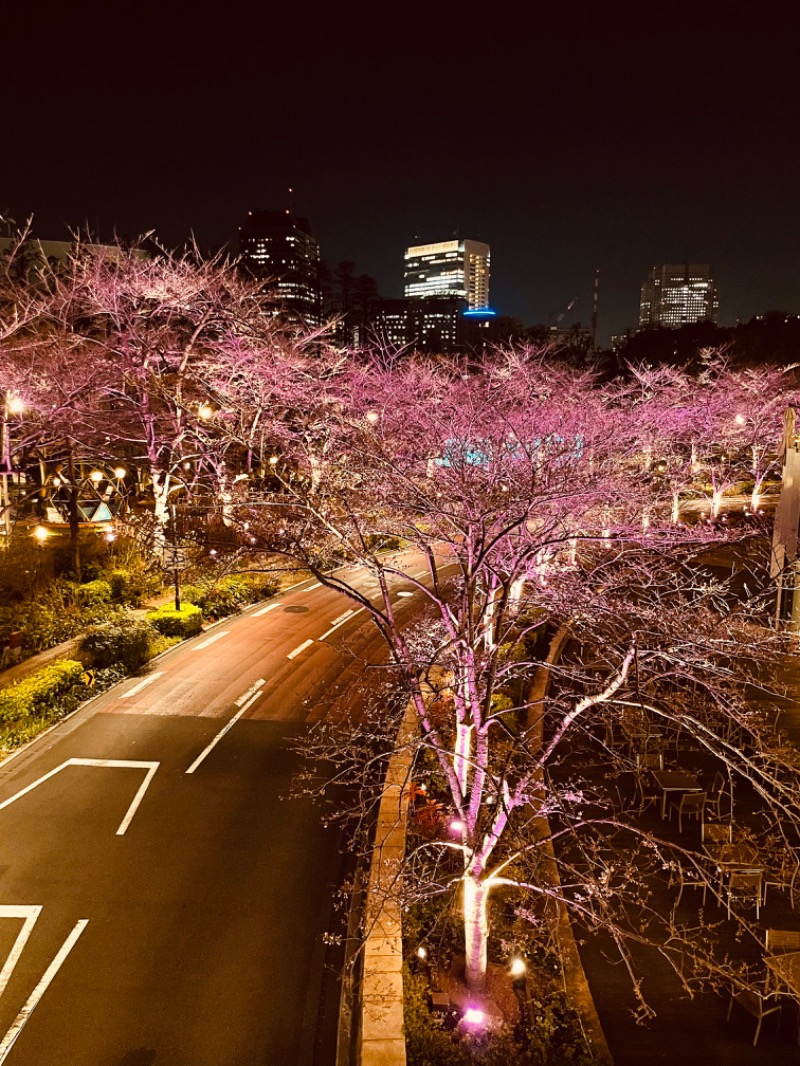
[0,660,85,725]
[81,619,156,671]
[182,573,278,619]
[146,603,203,637]
[77,579,113,607]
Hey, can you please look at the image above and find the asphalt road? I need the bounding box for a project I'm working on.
[0,555,435,1065]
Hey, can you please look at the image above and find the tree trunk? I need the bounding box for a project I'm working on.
[463,874,489,992]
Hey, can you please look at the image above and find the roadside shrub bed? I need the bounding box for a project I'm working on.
[0,660,86,729]
[81,619,157,671]
[182,573,278,619]
[146,603,203,637]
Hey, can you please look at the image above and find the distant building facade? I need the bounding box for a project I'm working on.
[639,263,718,328]
[238,210,321,325]
[377,296,465,353]
[404,239,491,310]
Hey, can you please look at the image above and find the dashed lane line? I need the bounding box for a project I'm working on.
[251,602,279,617]
[287,638,314,660]
[185,687,265,774]
[118,672,163,699]
[193,630,231,650]
[318,608,367,642]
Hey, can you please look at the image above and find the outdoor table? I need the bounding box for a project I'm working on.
[651,769,702,819]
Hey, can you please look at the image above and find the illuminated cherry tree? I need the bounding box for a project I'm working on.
[221,347,800,1003]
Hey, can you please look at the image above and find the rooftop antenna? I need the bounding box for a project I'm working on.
[285,186,294,216]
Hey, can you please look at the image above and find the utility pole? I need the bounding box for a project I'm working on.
[590,269,600,351]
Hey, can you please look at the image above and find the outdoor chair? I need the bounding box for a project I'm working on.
[634,752,663,812]
[702,820,732,845]
[727,986,782,1046]
[765,928,800,953]
[764,850,800,909]
[667,790,706,834]
[704,771,727,819]
[673,858,709,907]
[726,868,764,920]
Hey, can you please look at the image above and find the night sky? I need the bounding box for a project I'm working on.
[5,8,798,344]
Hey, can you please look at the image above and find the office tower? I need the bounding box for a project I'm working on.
[639,264,718,328]
[404,239,491,310]
[238,210,321,325]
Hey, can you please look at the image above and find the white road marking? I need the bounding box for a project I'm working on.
[412,570,428,578]
[0,919,88,1063]
[193,630,231,650]
[0,906,42,998]
[397,591,414,598]
[0,759,160,836]
[118,672,163,699]
[252,602,279,617]
[185,690,264,774]
[287,638,314,659]
[234,678,266,708]
[318,607,365,642]
[305,582,322,591]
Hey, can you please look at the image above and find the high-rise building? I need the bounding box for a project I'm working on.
[639,264,718,329]
[238,210,321,325]
[404,239,491,311]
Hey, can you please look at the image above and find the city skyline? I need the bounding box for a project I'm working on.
[4,11,798,345]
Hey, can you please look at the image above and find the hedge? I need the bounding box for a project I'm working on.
[182,573,278,619]
[0,660,86,725]
[146,603,203,637]
[81,619,156,671]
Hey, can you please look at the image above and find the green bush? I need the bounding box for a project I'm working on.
[182,573,278,619]
[77,579,113,607]
[146,603,203,637]
[106,567,158,606]
[81,619,156,671]
[0,660,85,725]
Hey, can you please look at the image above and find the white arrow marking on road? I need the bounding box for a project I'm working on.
[287,638,314,660]
[0,759,159,836]
[185,688,264,774]
[193,630,231,650]
[0,919,88,1063]
[118,672,164,699]
[251,602,279,617]
[0,906,42,999]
